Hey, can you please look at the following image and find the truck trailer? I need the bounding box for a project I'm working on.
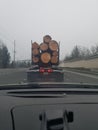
[27,35,64,82]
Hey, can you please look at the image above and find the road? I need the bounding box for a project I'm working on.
[63,70,98,84]
[0,68,27,85]
[0,68,98,85]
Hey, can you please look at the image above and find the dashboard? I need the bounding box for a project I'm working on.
[0,83,98,130]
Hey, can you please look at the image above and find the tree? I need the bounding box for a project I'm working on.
[80,47,91,58]
[64,45,91,61]
[0,41,10,68]
[91,44,98,55]
[71,45,81,59]
[64,45,81,61]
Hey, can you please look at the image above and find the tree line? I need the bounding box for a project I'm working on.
[0,40,10,68]
[0,39,98,67]
[0,40,31,68]
[64,44,98,61]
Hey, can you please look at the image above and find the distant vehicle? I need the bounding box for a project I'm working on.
[27,35,64,82]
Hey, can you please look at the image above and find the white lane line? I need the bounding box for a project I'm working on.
[64,70,98,79]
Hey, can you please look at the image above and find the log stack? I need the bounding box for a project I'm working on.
[32,42,39,64]
[32,35,59,66]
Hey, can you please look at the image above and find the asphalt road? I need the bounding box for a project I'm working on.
[0,68,27,85]
[0,68,98,85]
[63,70,98,84]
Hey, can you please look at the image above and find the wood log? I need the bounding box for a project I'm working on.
[40,43,48,51]
[49,40,58,51]
[41,52,51,63]
[52,51,58,56]
[32,56,39,63]
[51,56,58,64]
[32,42,39,49]
[32,49,39,55]
[43,35,52,43]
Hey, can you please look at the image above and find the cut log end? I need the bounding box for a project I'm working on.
[32,49,39,55]
[40,43,48,51]
[52,51,58,56]
[41,52,51,63]
[43,35,52,43]
[51,56,58,64]
[32,42,39,49]
[32,57,39,63]
[49,40,58,51]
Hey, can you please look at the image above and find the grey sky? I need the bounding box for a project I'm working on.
[0,0,98,60]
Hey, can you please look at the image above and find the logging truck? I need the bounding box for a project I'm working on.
[27,35,64,82]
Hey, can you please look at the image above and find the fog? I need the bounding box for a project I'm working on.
[0,0,98,60]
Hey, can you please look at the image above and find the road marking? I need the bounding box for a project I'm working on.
[64,70,98,79]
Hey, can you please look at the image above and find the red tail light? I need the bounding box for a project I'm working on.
[39,68,53,73]
[47,69,53,73]
[39,69,45,73]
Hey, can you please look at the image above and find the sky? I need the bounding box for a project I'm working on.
[0,0,98,61]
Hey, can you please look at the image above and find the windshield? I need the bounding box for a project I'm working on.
[0,0,98,86]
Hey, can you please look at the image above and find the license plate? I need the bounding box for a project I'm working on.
[43,72,48,75]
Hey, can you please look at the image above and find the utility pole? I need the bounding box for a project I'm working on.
[13,40,16,63]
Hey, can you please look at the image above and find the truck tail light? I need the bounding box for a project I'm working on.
[39,68,53,73]
[39,69,45,73]
[47,69,53,73]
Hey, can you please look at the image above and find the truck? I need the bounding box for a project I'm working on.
[27,35,64,82]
